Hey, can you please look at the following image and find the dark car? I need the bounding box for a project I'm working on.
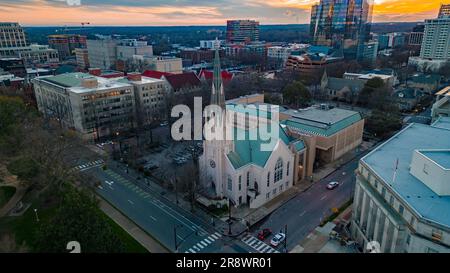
[257,228,272,240]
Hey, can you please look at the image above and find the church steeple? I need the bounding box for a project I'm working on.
[211,38,225,109]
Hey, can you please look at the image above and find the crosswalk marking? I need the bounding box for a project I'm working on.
[241,235,279,254]
[186,232,222,253]
[196,243,204,249]
[71,159,104,172]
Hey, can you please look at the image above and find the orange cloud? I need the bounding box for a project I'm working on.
[0,0,448,25]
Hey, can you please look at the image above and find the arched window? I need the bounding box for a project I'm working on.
[274,158,283,183]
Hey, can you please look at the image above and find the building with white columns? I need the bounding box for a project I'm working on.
[351,120,450,253]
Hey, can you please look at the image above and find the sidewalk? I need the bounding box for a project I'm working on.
[107,161,248,237]
[290,206,357,253]
[98,198,169,253]
[234,142,374,229]
[0,164,27,218]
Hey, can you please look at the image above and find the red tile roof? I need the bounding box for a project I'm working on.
[198,69,234,82]
[165,72,201,90]
[142,70,174,79]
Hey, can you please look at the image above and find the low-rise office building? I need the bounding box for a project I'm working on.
[32,72,167,140]
[351,121,450,253]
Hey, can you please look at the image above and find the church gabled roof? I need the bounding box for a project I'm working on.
[226,125,300,169]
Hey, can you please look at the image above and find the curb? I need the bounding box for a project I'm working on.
[95,193,171,253]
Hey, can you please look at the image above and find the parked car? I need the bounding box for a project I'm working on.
[326,181,340,190]
[257,228,272,240]
[270,233,286,247]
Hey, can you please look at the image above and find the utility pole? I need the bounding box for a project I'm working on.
[228,198,233,235]
[284,224,288,253]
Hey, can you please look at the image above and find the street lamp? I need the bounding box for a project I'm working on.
[34,208,39,222]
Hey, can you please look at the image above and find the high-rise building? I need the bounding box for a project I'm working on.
[48,34,87,60]
[438,4,450,18]
[310,0,374,59]
[420,17,450,60]
[357,41,378,65]
[116,39,153,61]
[407,32,424,46]
[86,39,118,70]
[75,48,90,70]
[0,22,28,58]
[226,20,259,44]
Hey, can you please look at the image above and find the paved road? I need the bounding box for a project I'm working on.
[76,160,251,253]
[251,154,366,252]
[73,151,368,253]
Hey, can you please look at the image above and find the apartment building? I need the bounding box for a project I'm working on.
[0,22,28,57]
[32,72,166,140]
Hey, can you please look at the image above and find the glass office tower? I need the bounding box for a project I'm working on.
[310,0,374,59]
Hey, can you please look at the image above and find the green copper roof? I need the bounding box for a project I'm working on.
[282,112,362,137]
[41,73,93,88]
[227,125,298,169]
[293,140,305,152]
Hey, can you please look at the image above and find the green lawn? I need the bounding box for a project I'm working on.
[0,186,16,208]
[0,191,148,253]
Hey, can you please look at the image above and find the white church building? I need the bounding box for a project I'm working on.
[199,48,307,209]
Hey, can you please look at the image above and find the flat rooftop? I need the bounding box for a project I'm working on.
[419,150,450,169]
[38,73,131,94]
[284,107,358,125]
[432,117,450,130]
[282,107,362,137]
[362,123,450,228]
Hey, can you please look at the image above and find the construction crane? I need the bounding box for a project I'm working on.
[55,22,91,34]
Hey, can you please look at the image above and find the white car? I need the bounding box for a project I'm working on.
[270,233,286,247]
[327,181,340,190]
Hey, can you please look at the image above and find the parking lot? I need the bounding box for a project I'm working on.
[136,140,203,178]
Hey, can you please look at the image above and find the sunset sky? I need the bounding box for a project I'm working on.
[0,0,448,26]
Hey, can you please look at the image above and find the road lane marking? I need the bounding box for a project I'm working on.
[320,195,327,200]
[153,199,207,234]
[149,216,157,221]
[203,238,211,244]
[200,241,208,247]
[207,236,215,242]
[128,200,134,205]
[108,186,114,190]
[300,210,307,217]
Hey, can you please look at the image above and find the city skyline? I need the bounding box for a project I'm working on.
[0,0,448,26]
